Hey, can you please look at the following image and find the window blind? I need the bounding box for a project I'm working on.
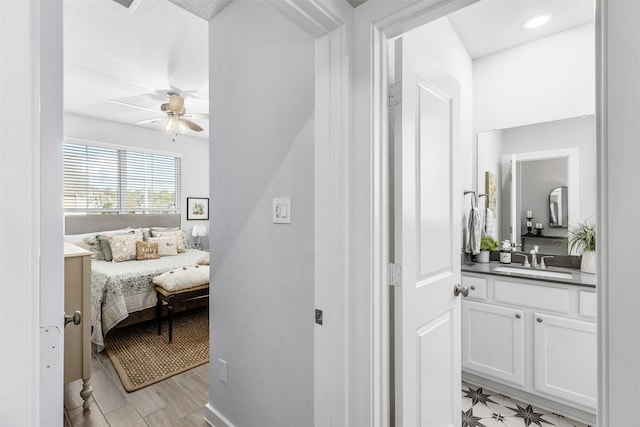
[63,143,181,215]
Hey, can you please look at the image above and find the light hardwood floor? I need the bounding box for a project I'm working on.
[64,350,210,427]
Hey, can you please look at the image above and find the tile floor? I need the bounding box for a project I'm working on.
[461,381,592,427]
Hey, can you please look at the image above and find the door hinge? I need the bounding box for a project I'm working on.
[388,82,401,107]
[388,262,401,287]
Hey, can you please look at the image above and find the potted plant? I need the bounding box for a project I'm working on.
[568,221,596,274]
[477,236,499,263]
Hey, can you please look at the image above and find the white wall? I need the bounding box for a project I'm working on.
[476,130,502,240]
[208,1,315,426]
[474,23,595,132]
[64,114,210,246]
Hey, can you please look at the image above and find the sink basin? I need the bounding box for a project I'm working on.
[494,266,573,280]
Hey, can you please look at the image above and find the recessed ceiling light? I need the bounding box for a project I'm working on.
[522,13,554,30]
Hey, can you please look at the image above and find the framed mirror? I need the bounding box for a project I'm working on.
[476,115,596,255]
[549,186,568,228]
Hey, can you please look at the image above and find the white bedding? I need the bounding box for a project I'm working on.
[90,249,208,351]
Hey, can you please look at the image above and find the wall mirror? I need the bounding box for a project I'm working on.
[549,186,568,228]
[476,115,596,255]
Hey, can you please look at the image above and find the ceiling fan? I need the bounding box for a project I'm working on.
[113,92,207,141]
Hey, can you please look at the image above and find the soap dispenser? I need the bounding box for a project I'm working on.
[500,240,512,264]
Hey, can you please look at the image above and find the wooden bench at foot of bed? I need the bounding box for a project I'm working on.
[154,284,209,343]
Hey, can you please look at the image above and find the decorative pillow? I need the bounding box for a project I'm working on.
[108,232,142,262]
[80,228,133,259]
[136,241,160,260]
[151,230,186,253]
[152,265,210,291]
[197,252,210,265]
[148,236,178,256]
[96,230,136,262]
[140,227,151,241]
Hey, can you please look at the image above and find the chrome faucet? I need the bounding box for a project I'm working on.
[530,246,539,268]
[540,256,554,269]
[512,252,530,267]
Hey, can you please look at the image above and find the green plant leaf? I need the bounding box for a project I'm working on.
[480,236,499,251]
[567,221,596,254]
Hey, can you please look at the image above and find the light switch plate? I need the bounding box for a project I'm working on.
[273,197,291,224]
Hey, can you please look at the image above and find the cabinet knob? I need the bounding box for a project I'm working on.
[515,314,521,319]
[64,310,82,327]
[537,317,543,323]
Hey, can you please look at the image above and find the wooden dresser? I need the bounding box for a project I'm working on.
[64,242,93,410]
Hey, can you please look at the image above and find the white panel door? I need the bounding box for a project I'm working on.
[392,36,462,427]
[462,300,525,386]
[533,312,597,409]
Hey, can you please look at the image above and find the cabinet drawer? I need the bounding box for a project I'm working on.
[579,291,597,318]
[494,280,570,313]
[462,276,487,300]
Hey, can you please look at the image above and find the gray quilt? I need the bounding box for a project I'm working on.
[90,249,208,351]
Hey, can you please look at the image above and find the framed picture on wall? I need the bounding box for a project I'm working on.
[485,171,498,215]
[187,197,209,220]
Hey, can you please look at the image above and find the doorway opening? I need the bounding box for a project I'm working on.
[62,1,210,423]
[386,1,597,425]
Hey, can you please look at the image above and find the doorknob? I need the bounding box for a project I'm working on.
[64,310,81,327]
[453,284,469,297]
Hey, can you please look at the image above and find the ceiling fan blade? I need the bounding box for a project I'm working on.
[167,93,184,113]
[136,117,163,125]
[107,99,157,113]
[183,113,209,120]
[181,118,204,132]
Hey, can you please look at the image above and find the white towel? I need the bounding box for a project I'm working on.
[465,207,481,255]
[482,208,495,238]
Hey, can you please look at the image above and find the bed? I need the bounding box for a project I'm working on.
[64,214,210,351]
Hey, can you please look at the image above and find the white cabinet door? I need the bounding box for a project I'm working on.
[462,300,525,386]
[533,312,597,409]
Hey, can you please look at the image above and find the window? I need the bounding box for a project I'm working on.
[63,143,181,215]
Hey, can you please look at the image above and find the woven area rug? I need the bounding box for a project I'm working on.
[104,306,209,392]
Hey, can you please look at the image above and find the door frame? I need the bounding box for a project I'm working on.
[354,2,479,425]
[355,0,605,426]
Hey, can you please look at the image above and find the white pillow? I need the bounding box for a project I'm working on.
[64,227,131,259]
[197,252,210,265]
[108,232,142,262]
[152,265,210,291]
[150,229,187,253]
[148,236,178,256]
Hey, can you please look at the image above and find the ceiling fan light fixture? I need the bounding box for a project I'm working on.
[162,116,176,133]
[176,119,189,134]
[522,13,553,30]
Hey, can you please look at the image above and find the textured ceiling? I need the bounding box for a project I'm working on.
[168,0,233,21]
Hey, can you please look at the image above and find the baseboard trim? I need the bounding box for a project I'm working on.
[204,403,236,427]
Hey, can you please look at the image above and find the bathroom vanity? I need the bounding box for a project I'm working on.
[461,261,596,424]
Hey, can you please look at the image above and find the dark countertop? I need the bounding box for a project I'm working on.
[462,261,596,288]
